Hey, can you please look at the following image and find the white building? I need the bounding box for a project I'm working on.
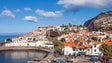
[91,42,102,56]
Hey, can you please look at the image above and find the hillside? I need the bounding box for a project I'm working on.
[84,11,112,31]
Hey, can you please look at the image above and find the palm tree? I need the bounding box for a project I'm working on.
[100,43,112,63]
[53,40,64,55]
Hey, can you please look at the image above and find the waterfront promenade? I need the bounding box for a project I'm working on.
[0,42,54,53]
[0,46,52,52]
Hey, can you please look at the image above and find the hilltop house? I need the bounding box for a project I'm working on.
[63,42,91,55]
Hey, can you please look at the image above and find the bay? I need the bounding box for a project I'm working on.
[0,50,47,63]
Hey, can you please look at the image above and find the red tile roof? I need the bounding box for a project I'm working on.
[104,42,112,45]
[94,42,102,45]
[107,30,112,34]
[77,45,85,48]
[64,42,76,47]
[66,36,73,38]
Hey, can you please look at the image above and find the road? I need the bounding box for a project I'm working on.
[73,56,96,63]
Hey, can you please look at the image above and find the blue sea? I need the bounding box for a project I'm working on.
[0,33,48,63]
[0,33,25,43]
[0,51,47,63]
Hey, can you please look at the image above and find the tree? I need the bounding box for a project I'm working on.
[61,24,66,27]
[6,38,12,42]
[106,35,109,39]
[53,40,64,54]
[87,39,91,44]
[74,40,79,45]
[68,23,73,27]
[79,25,83,27]
[99,27,104,31]
[100,44,112,63]
[91,36,98,41]
[60,38,65,42]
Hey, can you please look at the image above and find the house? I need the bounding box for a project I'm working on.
[91,42,102,56]
[91,42,112,56]
[63,42,76,55]
[5,40,54,48]
[63,41,90,55]
[5,40,27,47]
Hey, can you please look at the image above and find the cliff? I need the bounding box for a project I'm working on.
[84,11,112,31]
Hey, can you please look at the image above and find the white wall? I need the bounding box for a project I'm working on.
[64,46,74,55]
[91,44,102,55]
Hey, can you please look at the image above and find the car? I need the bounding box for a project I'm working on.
[54,58,67,63]
[98,57,104,62]
[90,56,98,61]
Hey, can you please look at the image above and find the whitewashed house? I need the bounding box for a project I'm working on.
[91,42,102,56]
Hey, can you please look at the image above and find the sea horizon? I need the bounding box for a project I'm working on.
[0,33,26,42]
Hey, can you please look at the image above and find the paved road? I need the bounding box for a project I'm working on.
[73,56,95,63]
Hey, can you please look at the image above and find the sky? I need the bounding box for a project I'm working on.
[0,0,112,33]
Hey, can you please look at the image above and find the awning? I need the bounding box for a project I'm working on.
[77,52,86,55]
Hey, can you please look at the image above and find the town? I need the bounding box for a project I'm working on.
[4,24,112,63]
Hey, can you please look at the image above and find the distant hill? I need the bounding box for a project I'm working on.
[84,11,112,31]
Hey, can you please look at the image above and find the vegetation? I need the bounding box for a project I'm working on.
[99,27,104,31]
[87,39,91,44]
[68,23,73,27]
[60,38,65,42]
[79,25,83,27]
[91,36,98,41]
[6,38,12,42]
[53,40,64,54]
[100,43,112,63]
[74,40,79,45]
[100,44,112,58]
[106,35,109,39]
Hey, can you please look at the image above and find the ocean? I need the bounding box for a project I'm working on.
[0,50,47,63]
[0,33,25,43]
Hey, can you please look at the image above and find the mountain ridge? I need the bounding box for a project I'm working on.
[84,11,112,31]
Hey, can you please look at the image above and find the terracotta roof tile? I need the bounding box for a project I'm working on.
[94,42,102,45]
[64,42,76,47]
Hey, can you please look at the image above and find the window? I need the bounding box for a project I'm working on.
[28,38,32,40]
[72,47,76,51]
[79,49,82,51]
[83,49,84,51]
[94,45,96,47]
[94,49,96,52]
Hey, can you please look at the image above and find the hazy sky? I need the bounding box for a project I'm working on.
[0,0,112,33]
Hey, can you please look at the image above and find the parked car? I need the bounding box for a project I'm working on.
[90,56,98,61]
[54,58,67,63]
[98,57,104,62]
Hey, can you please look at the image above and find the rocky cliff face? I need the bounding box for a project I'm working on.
[84,11,112,31]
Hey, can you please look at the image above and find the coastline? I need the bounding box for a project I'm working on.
[0,46,52,52]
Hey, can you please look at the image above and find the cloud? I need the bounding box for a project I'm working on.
[23,16,38,22]
[35,9,63,18]
[14,9,21,12]
[57,0,112,11]
[24,8,32,11]
[0,9,15,18]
